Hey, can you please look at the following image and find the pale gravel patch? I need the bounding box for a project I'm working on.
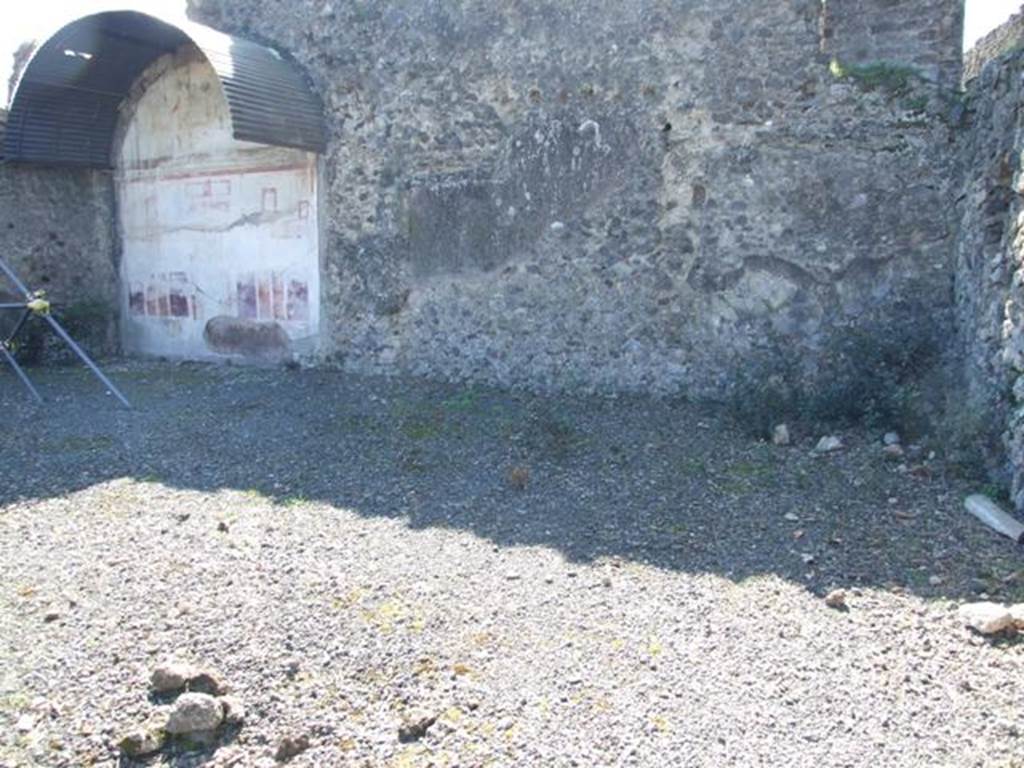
[0,361,1022,767]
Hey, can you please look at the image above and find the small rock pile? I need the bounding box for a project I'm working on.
[119,661,245,758]
[958,602,1024,636]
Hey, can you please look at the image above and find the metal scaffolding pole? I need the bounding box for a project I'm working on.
[0,257,131,409]
[0,342,43,404]
[0,259,35,295]
[39,312,132,408]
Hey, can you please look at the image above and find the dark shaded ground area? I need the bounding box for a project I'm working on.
[1,361,1019,602]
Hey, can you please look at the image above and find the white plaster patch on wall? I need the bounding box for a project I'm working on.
[115,47,320,362]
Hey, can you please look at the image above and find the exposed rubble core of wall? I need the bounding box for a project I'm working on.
[185,0,963,396]
[963,9,1024,83]
[955,43,1024,509]
[0,109,119,360]
[822,0,964,90]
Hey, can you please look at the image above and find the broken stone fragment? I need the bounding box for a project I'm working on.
[150,661,228,696]
[166,693,224,735]
[883,432,901,446]
[824,589,847,609]
[399,709,438,743]
[883,444,905,460]
[119,726,166,758]
[814,436,843,454]
[958,602,1014,635]
[965,495,1024,544]
[283,658,301,678]
[507,465,530,491]
[119,707,170,758]
[189,668,229,696]
[275,732,311,762]
[150,661,194,694]
[772,424,791,446]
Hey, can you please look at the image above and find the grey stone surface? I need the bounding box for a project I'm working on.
[165,692,223,735]
[953,41,1024,508]
[183,0,961,397]
[823,0,964,89]
[964,9,1024,83]
[150,661,193,694]
[0,129,118,359]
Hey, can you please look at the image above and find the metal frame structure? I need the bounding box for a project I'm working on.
[4,11,326,168]
[0,12,327,402]
[0,258,131,408]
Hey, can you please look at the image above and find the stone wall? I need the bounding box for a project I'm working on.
[0,110,119,360]
[954,42,1024,507]
[964,8,1024,83]
[185,0,964,396]
[823,0,965,89]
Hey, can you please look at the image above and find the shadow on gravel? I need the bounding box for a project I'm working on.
[2,362,1022,605]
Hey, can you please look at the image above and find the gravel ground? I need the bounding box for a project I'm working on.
[1,360,1024,768]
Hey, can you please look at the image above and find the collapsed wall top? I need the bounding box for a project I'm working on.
[3,11,327,167]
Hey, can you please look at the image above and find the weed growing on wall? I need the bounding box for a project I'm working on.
[829,59,922,97]
[934,388,1008,490]
[726,306,948,443]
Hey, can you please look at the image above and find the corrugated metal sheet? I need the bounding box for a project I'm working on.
[3,11,326,167]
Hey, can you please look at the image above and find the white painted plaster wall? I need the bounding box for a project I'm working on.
[116,46,320,362]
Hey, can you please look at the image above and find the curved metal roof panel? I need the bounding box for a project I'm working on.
[3,11,327,167]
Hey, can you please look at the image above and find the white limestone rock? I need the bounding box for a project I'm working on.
[958,602,1014,635]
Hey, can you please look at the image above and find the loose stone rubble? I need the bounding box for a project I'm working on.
[119,664,243,759]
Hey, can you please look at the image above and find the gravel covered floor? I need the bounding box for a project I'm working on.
[2,361,1024,768]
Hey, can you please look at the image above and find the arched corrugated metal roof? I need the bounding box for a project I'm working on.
[3,11,327,168]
